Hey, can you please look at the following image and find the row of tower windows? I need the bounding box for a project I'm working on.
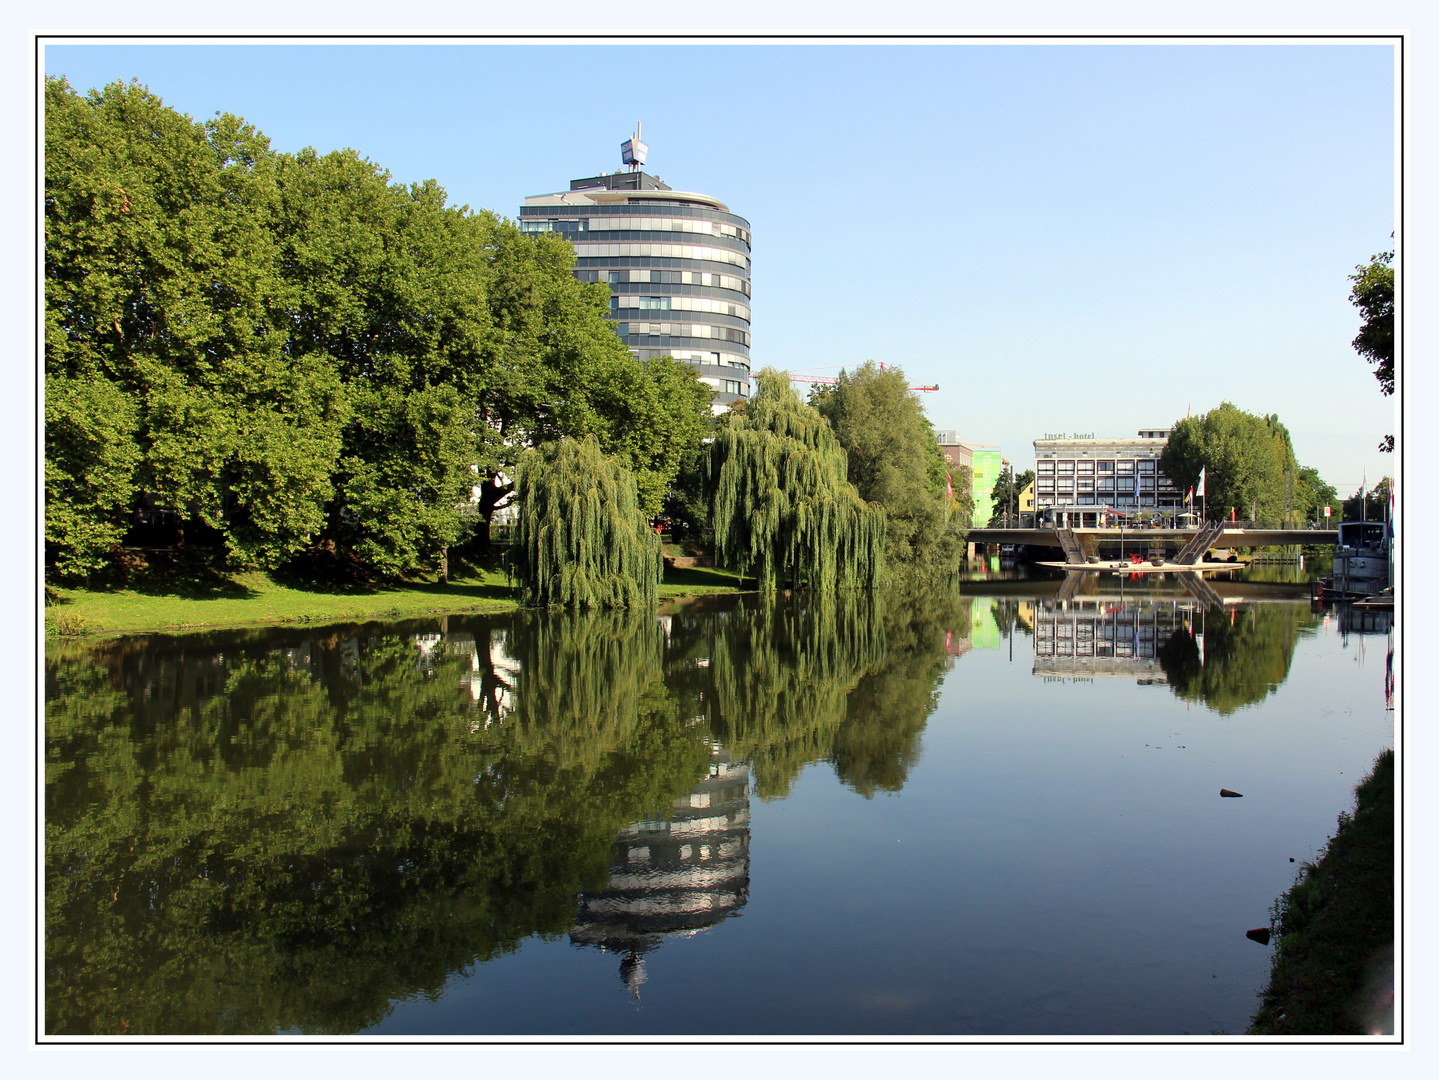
[520,216,751,246]
[610,295,751,320]
[618,322,750,346]
[572,242,751,272]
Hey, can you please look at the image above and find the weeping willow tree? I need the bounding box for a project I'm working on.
[511,436,661,608]
[709,369,885,593]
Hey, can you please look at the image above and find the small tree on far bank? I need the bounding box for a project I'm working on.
[988,468,1034,527]
[708,369,885,594]
[510,436,660,608]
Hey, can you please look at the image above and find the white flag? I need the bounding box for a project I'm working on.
[1196,467,1206,498]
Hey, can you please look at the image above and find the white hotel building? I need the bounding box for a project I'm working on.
[1032,428,1187,528]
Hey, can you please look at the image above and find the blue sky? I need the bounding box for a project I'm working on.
[44,38,1397,498]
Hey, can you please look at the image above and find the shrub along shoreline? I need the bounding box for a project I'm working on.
[1248,748,1395,1035]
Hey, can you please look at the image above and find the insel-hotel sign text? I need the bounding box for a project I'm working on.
[1041,433,1096,441]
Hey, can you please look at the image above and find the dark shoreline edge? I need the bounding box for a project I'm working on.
[1248,748,1395,1035]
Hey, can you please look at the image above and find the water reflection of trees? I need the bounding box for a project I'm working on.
[45,593,970,1034]
[665,590,967,799]
[1157,603,1320,715]
[45,615,712,1035]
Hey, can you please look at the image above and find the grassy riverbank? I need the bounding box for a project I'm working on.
[1248,748,1395,1035]
[44,549,749,637]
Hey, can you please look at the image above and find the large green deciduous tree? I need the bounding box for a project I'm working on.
[708,369,885,594]
[810,362,965,575]
[45,76,713,581]
[45,76,349,572]
[1294,466,1339,524]
[1350,250,1394,396]
[44,375,142,577]
[1160,404,1300,523]
[1342,477,1392,522]
[510,436,661,608]
[466,229,712,538]
[1349,249,1394,453]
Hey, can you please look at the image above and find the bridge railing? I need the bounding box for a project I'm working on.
[1036,519,1335,532]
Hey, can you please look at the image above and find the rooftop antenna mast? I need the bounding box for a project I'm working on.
[621,122,648,173]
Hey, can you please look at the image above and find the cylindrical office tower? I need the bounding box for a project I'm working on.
[519,130,752,409]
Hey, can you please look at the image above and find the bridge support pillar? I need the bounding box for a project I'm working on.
[967,542,977,562]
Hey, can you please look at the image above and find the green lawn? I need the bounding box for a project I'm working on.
[46,559,752,637]
[45,569,518,637]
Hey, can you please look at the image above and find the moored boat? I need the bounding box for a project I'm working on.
[1330,520,1391,598]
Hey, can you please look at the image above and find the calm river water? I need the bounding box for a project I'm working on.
[45,570,1394,1037]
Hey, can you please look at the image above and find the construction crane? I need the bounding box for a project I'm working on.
[786,372,938,392]
[784,360,937,392]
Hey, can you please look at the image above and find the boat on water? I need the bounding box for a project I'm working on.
[1328,520,1392,598]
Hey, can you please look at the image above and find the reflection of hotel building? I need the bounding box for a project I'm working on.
[1033,429,1184,527]
[570,743,751,997]
[1032,600,1197,682]
[519,130,752,409]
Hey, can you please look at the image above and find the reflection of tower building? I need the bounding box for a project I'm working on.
[1032,599,1195,683]
[570,743,751,998]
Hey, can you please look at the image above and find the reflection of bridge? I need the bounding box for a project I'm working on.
[971,527,1336,547]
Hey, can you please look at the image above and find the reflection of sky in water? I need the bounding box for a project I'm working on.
[370,596,1391,1037]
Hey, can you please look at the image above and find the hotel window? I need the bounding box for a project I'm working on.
[1117,460,1135,474]
[1037,461,1054,473]
[1138,460,1156,473]
[1097,460,1115,473]
[1057,460,1075,474]
[1077,460,1095,474]
[724,380,743,395]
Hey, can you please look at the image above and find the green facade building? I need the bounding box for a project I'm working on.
[969,446,1003,527]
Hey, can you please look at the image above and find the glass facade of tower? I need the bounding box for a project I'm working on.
[520,171,752,408]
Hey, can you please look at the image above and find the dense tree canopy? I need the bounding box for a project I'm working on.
[810,361,965,575]
[1341,477,1392,522]
[1349,250,1394,397]
[1160,404,1309,523]
[1348,248,1395,453]
[1295,466,1340,525]
[44,76,712,581]
[708,369,885,594]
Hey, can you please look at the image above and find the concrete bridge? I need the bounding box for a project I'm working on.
[969,527,1336,548]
